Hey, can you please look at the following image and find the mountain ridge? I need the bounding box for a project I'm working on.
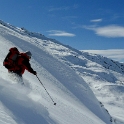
[0,20,123,124]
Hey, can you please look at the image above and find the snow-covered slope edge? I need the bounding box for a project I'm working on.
[0,20,113,124]
[80,50,124,74]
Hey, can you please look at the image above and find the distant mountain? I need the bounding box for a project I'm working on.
[80,50,124,74]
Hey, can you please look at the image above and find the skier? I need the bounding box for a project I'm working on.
[3,47,37,77]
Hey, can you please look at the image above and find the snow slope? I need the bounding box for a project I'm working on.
[0,20,118,124]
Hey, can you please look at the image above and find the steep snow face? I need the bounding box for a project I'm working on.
[0,21,114,124]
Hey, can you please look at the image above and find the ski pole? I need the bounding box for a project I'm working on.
[36,75,56,105]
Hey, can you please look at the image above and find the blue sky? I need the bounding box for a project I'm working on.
[0,0,124,51]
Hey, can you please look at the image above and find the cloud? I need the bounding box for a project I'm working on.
[83,49,124,62]
[90,19,102,22]
[47,30,76,37]
[84,25,124,38]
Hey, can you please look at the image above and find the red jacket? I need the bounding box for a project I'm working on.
[15,53,35,74]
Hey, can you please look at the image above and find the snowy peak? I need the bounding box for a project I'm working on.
[0,19,63,43]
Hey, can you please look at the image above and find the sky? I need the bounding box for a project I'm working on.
[0,0,124,52]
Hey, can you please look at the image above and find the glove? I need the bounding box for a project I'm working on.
[33,71,37,75]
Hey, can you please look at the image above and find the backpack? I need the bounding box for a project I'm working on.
[3,47,20,69]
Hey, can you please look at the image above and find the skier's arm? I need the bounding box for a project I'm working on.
[22,59,36,75]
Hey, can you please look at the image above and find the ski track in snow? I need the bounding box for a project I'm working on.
[0,21,123,124]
